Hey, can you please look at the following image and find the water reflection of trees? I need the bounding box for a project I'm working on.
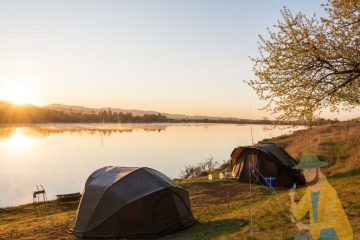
[0,124,168,139]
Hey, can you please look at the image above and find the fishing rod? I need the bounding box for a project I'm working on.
[244,105,306,240]
[249,164,300,223]
[247,104,300,223]
[249,105,254,239]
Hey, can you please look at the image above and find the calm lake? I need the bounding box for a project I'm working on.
[0,123,301,207]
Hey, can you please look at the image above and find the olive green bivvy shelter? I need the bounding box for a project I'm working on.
[230,143,305,187]
[72,166,196,239]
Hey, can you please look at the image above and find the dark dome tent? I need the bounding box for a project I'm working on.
[230,143,305,187]
[72,166,196,239]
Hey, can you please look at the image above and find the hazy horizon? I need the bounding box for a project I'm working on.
[0,0,359,120]
[1,99,359,121]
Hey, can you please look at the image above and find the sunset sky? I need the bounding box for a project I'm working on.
[0,0,358,119]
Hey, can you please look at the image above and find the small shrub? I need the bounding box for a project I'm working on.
[179,155,219,179]
[218,160,231,171]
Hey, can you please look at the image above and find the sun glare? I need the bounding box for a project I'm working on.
[2,84,40,105]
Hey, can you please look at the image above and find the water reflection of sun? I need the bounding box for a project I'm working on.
[3,128,37,152]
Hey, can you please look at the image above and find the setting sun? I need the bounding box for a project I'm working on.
[2,84,40,105]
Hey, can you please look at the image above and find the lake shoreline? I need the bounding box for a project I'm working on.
[0,123,304,208]
[0,122,359,239]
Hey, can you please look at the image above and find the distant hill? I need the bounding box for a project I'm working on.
[45,103,252,122]
[0,101,261,124]
[0,101,351,125]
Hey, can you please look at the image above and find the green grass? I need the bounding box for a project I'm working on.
[165,172,360,240]
[0,201,77,240]
[1,173,358,240]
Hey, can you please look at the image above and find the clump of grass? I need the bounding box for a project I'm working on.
[0,201,78,240]
[269,121,360,176]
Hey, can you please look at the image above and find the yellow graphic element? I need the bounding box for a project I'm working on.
[290,173,353,240]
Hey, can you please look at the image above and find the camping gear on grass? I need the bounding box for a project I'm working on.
[56,192,81,202]
[33,185,47,203]
[264,177,276,187]
[72,166,196,239]
[230,143,304,187]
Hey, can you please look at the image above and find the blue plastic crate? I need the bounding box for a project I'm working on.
[264,177,276,187]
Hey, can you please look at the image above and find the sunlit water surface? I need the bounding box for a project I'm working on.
[0,123,302,207]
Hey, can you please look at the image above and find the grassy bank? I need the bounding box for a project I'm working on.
[0,122,359,240]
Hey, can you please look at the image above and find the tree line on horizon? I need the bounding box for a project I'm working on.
[0,102,350,125]
[0,103,167,124]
